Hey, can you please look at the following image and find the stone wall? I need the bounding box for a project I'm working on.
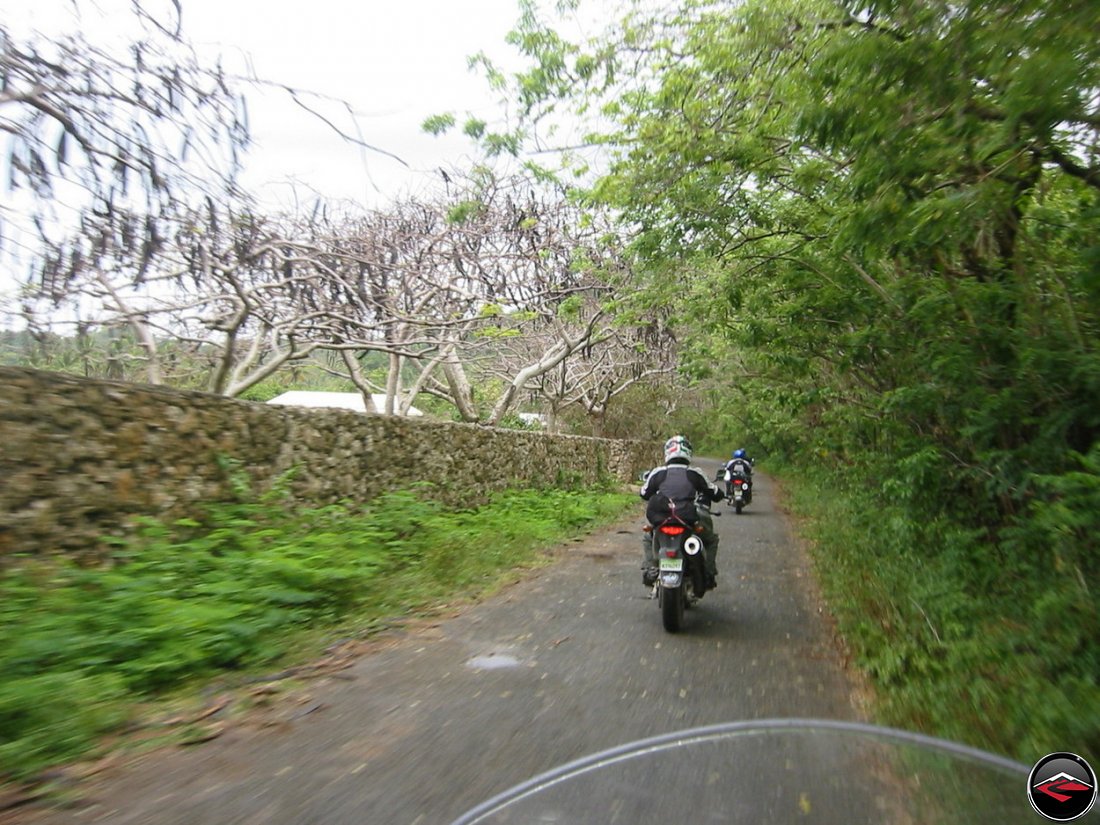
[0,367,656,559]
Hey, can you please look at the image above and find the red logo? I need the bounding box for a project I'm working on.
[1036,774,1093,803]
[1029,753,1097,821]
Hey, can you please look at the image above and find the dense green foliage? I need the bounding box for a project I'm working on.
[478,0,1100,759]
[0,484,634,781]
[779,459,1100,761]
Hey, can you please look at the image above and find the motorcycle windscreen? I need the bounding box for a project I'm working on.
[449,721,1029,825]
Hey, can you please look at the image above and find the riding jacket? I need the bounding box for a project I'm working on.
[640,462,724,524]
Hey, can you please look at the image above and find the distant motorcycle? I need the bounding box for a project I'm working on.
[715,466,753,514]
[728,471,752,514]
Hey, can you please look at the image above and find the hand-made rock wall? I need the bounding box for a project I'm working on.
[0,367,656,559]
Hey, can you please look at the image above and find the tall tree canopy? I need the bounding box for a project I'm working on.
[485,0,1100,511]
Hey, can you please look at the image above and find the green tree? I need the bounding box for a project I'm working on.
[448,0,1100,756]
[486,0,1100,509]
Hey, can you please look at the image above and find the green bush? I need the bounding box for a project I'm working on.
[777,457,1100,763]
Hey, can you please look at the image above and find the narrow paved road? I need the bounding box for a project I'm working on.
[14,462,866,824]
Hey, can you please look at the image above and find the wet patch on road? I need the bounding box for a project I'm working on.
[465,654,521,670]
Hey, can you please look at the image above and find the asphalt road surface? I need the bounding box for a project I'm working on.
[12,461,869,824]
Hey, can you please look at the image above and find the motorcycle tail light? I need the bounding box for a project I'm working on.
[665,549,678,558]
[659,525,686,535]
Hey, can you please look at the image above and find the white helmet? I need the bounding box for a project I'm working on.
[664,435,693,464]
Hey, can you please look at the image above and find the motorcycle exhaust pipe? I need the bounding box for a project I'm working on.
[684,536,703,556]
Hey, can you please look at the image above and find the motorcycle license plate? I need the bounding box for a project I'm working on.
[659,558,683,572]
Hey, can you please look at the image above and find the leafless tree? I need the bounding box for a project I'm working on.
[5,20,653,418]
[530,317,678,434]
[253,171,640,423]
[50,203,333,395]
[309,171,640,424]
[1,4,250,299]
[432,172,628,424]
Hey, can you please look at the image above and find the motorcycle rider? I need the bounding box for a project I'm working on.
[725,448,753,475]
[724,448,754,497]
[640,435,724,589]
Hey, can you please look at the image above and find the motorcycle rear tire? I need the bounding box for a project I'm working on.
[735,502,743,514]
[661,584,685,632]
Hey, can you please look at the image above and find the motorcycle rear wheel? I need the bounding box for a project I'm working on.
[661,584,685,632]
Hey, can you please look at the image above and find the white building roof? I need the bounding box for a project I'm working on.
[266,391,423,416]
[517,412,548,427]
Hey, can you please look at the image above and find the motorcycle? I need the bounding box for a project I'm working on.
[647,507,710,633]
[728,471,752,513]
[716,466,753,513]
[449,719,1037,824]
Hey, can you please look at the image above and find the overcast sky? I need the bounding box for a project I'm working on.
[8,0,536,210]
[181,0,529,208]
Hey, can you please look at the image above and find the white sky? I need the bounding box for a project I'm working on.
[180,0,528,208]
[6,0,536,210]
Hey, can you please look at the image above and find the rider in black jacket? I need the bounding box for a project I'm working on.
[640,435,724,588]
[723,448,754,497]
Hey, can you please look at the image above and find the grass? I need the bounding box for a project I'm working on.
[0,482,636,783]
[770,462,1100,766]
